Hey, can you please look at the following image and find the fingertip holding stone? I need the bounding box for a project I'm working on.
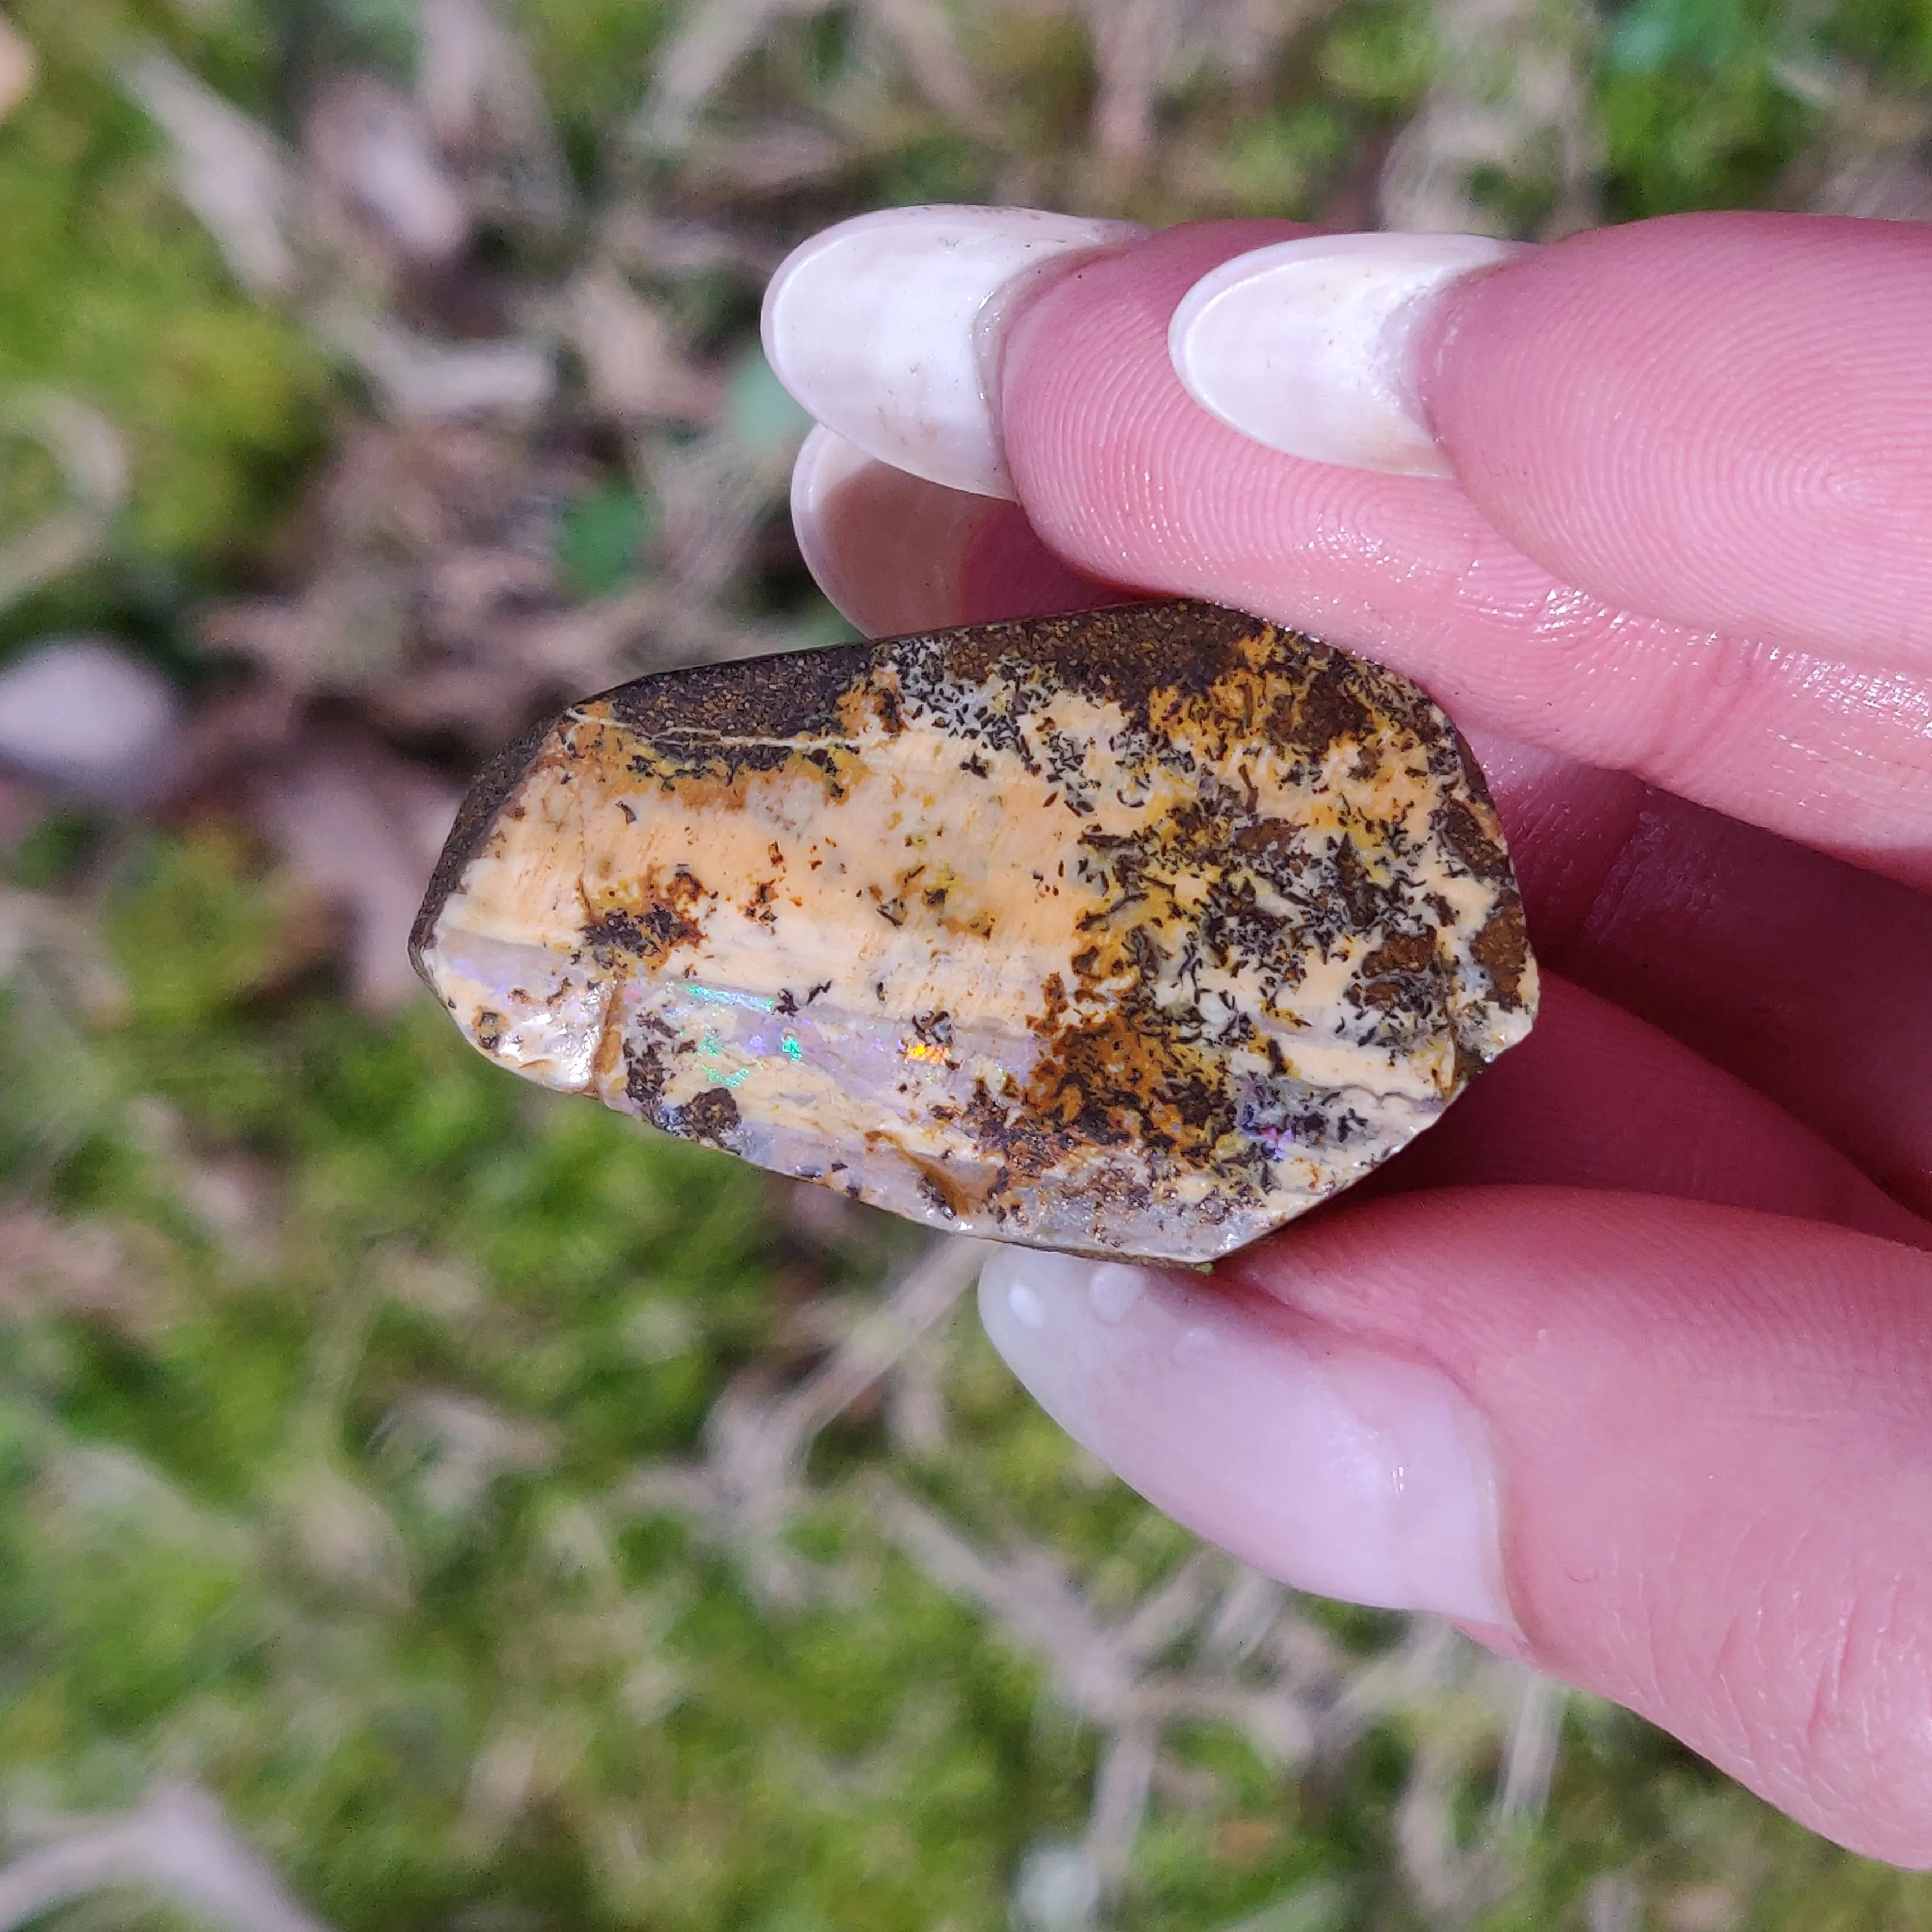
[762,205,1147,500]
[789,424,892,624]
[977,1246,1515,1627]
[1168,232,1531,477]
[790,424,1002,636]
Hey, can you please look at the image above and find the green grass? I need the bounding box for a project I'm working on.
[0,0,323,623]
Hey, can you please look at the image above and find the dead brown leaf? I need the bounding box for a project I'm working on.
[254,730,458,1010]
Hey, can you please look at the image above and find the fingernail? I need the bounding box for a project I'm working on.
[789,422,987,623]
[978,1248,1513,1626]
[763,205,1147,500]
[1168,232,1530,478]
[790,423,896,622]
[789,424,991,633]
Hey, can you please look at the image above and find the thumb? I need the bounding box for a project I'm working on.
[981,1191,1932,1864]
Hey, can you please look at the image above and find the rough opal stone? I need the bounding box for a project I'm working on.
[411,600,1536,1263]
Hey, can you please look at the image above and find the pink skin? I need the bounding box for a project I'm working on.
[798,450,1101,632]
[1001,218,1932,892]
[1420,213,1932,670]
[793,212,1932,1860]
[1469,735,1932,1217]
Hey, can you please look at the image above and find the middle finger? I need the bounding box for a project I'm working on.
[792,436,1932,1218]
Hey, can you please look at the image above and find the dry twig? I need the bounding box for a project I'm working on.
[1379,0,1601,236]
[0,1783,333,1932]
[619,1235,986,1598]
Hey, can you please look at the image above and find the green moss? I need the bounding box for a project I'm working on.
[514,0,674,167]
[1216,104,1354,218]
[556,482,657,598]
[0,8,325,588]
[1598,0,1815,215]
[1318,0,1440,111]
[1821,0,1932,86]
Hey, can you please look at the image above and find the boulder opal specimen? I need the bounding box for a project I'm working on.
[411,600,1535,1263]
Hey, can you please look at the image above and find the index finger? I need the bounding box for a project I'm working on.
[1418,212,1932,674]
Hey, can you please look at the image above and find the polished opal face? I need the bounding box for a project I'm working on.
[411,601,1536,1263]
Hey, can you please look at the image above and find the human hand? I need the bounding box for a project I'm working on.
[761,207,1932,1863]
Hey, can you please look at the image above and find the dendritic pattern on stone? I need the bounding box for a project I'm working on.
[411,600,1536,1263]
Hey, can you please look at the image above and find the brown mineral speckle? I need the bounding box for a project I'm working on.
[674,1087,742,1148]
[624,1043,667,1112]
[1470,897,1531,1008]
[1434,794,1513,883]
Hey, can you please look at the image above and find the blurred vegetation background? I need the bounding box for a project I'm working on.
[0,0,1929,1926]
